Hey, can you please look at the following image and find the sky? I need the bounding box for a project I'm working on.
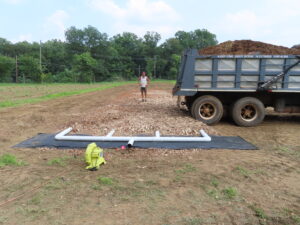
[0,0,299,47]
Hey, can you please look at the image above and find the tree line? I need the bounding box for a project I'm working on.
[0,26,218,83]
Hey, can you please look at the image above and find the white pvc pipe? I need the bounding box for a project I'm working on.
[155,131,160,137]
[55,127,211,142]
[127,138,135,147]
[106,130,115,137]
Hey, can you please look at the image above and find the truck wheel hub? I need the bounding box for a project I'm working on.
[200,103,215,118]
[241,105,257,120]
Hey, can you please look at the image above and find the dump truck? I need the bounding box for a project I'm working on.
[173,49,300,126]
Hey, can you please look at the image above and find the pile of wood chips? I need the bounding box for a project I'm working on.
[200,40,300,55]
[63,90,218,139]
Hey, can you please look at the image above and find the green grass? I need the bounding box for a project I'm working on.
[277,146,300,158]
[173,174,183,183]
[0,154,26,167]
[281,208,300,224]
[91,184,102,190]
[0,216,7,224]
[292,215,300,224]
[28,195,41,205]
[0,82,130,108]
[205,177,221,199]
[206,187,238,200]
[222,187,237,199]
[249,205,268,219]
[47,157,68,166]
[173,164,196,183]
[175,164,196,174]
[210,178,219,187]
[207,189,219,199]
[235,166,251,178]
[15,205,48,219]
[151,79,176,84]
[97,177,115,185]
[45,178,68,190]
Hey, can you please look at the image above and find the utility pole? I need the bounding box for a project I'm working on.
[39,40,42,71]
[153,55,157,78]
[138,65,141,76]
[15,55,18,83]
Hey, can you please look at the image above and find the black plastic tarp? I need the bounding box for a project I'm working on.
[14,133,258,150]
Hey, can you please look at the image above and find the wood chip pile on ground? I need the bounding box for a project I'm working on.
[63,90,218,138]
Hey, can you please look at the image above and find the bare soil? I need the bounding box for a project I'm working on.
[0,83,299,225]
[200,40,300,55]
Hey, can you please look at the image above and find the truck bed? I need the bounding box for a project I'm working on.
[174,49,300,96]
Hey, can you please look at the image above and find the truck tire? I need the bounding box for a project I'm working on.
[192,95,223,125]
[231,97,265,127]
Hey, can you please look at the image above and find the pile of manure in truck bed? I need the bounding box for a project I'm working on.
[292,44,300,50]
[199,40,300,55]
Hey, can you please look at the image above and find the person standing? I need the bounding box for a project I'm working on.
[138,71,150,102]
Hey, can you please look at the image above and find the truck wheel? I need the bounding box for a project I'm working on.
[192,95,223,125]
[231,97,265,127]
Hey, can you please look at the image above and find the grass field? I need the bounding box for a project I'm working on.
[0,80,175,108]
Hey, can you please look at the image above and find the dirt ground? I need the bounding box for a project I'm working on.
[0,83,299,225]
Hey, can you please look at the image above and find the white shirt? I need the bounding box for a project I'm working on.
[140,76,148,87]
